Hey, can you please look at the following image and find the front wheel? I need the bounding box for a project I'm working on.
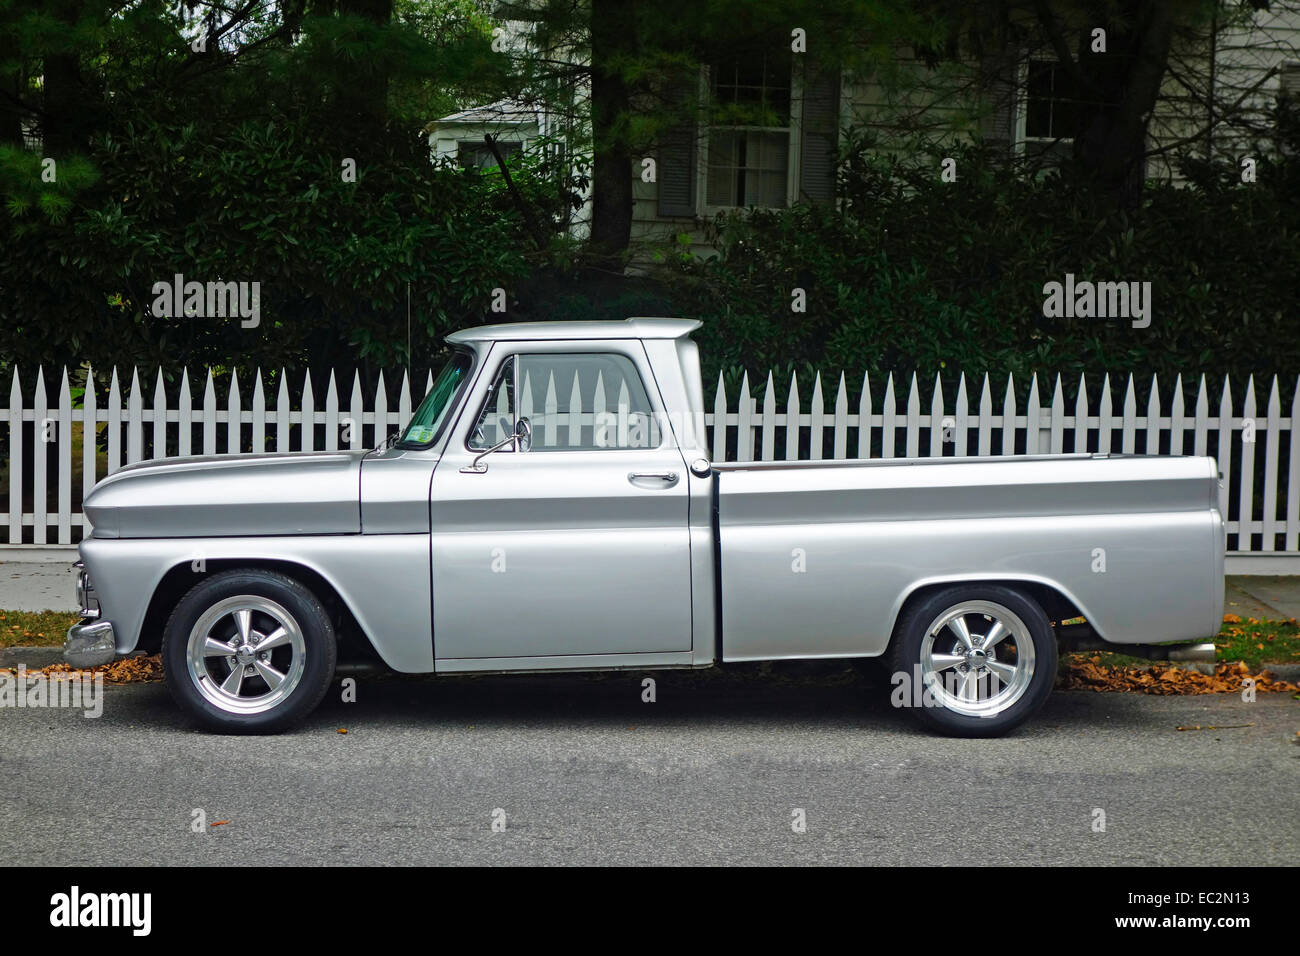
[162,569,337,733]
[885,585,1056,737]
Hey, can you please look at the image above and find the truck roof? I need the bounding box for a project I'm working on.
[446,317,701,344]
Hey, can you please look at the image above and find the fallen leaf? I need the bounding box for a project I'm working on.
[1175,723,1254,731]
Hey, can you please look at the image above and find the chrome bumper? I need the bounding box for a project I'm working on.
[64,619,117,667]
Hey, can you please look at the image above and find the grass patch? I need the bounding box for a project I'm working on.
[0,609,79,647]
[1213,614,1300,670]
[1067,614,1300,671]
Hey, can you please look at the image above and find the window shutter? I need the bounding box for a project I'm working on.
[980,53,1017,154]
[657,69,699,218]
[799,63,840,202]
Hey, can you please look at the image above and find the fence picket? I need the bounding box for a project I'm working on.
[1193,374,1209,458]
[1288,377,1300,551]
[324,371,338,452]
[977,374,992,455]
[1098,374,1113,455]
[1049,375,1064,454]
[1144,374,1160,455]
[882,374,897,458]
[761,373,776,461]
[202,370,217,456]
[33,368,47,544]
[228,370,242,455]
[1263,377,1281,551]
[1238,377,1258,549]
[252,372,266,454]
[107,368,121,474]
[1170,374,1186,456]
[567,371,582,447]
[152,369,167,460]
[301,371,315,452]
[398,370,412,433]
[736,372,754,462]
[7,369,20,543]
[904,373,919,459]
[954,373,968,457]
[276,372,290,454]
[82,368,97,527]
[712,372,727,462]
[58,369,72,543]
[1121,375,1137,454]
[374,372,389,449]
[178,369,191,458]
[543,372,558,448]
[1217,376,1233,530]
[1072,374,1089,455]
[809,373,825,461]
[929,373,944,458]
[856,372,871,459]
[348,373,363,451]
[833,374,849,459]
[1001,374,1016,457]
[784,372,800,461]
[126,368,142,466]
[1025,373,1041,454]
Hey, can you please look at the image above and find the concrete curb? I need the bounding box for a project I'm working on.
[1257,663,1300,683]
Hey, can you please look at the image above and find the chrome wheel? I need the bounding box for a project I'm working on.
[919,600,1035,718]
[185,595,307,716]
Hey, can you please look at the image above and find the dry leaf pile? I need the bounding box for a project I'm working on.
[0,654,164,684]
[1060,657,1299,695]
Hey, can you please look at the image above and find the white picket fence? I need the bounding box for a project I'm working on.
[2,365,1297,570]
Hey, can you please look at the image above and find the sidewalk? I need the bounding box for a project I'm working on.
[0,559,78,612]
[1223,576,1300,621]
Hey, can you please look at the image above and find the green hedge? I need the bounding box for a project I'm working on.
[667,126,1300,400]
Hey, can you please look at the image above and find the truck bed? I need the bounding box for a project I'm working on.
[714,453,1224,660]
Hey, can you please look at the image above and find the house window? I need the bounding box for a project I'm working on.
[458,139,523,171]
[1020,58,1079,164]
[705,52,793,208]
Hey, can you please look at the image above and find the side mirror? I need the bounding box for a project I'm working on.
[460,418,531,474]
[461,432,516,473]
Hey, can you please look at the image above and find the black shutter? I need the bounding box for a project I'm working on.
[799,63,840,202]
[657,69,699,217]
[980,52,1017,155]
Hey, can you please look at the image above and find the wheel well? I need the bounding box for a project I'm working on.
[890,579,1088,646]
[138,559,380,664]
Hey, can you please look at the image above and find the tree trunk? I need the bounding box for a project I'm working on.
[337,0,392,157]
[588,0,634,260]
[1070,0,1176,208]
[0,29,22,146]
[42,52,81,155]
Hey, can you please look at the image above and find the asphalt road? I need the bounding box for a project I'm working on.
[3,664,1297,866]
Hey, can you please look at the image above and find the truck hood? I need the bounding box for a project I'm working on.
[83,451,364,538]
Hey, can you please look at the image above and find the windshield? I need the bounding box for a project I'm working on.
[396,350,473,447]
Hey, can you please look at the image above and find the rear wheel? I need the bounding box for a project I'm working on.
[885,585,1056,737]
[162,569,336,733]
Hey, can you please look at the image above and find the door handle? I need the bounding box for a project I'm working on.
[628,471,679,487]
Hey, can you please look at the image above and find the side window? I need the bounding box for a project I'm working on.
[518,353,660,451]
[468,360,515,450]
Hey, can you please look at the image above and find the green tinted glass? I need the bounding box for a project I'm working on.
[397,351,472,446]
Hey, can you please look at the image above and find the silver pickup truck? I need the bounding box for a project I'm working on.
[67,318,1225,736]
